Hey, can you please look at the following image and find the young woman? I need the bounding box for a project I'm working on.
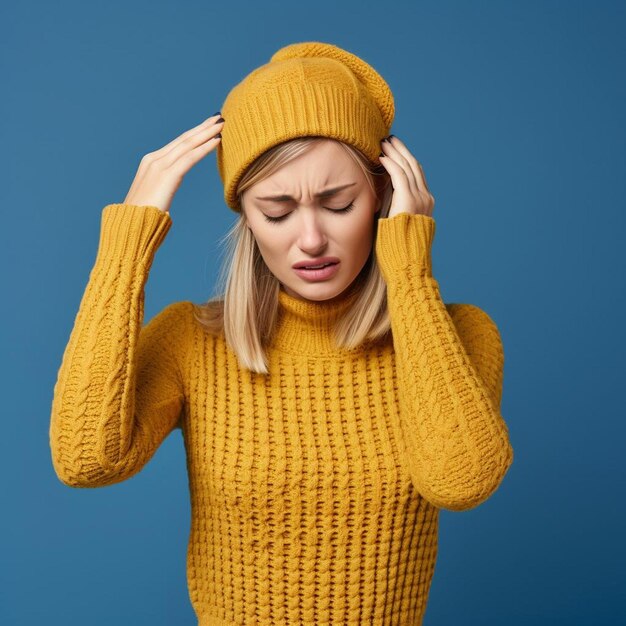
[50,41,513,626]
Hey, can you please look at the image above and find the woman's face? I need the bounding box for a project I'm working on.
[242,140,380,302]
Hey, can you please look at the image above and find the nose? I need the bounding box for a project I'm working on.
[295,213,328,252]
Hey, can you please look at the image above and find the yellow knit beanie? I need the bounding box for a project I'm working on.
[216,41,395,213]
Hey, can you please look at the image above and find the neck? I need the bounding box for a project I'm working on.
[270,282,361,357]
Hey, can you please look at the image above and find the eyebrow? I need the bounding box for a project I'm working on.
[255,182,357,203]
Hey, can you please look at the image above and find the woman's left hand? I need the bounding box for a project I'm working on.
[379,135,435,219]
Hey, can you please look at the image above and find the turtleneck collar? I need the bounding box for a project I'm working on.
[270,283,361,357]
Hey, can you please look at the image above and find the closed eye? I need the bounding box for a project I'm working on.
[263,202,356,224]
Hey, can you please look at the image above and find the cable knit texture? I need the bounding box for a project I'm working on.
[49,203,514,626]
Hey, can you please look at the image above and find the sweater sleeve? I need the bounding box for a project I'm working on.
[374,212,514,511]
[49,203,187,488]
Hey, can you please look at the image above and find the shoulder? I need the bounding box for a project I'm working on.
[145,300,196,330]
[445,302,503,356]
[141,301,196,350]
[177,298,227,347]
[141,298,227,361]
[151,299,226,339]
[445,302,499,329]
[136,302,196,380]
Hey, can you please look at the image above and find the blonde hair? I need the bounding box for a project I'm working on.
[192,136,394,374]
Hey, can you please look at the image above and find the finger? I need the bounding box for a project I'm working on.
[176,133,223,171]
[415,160,431,195]
[154,113,224,159]
[379,149,412,197]
[388,136,431,194]
[382,138,420,197]
[161,121,224,169]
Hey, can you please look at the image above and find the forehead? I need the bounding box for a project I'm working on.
[255,142,361,194]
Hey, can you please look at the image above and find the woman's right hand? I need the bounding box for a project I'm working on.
[123,112,225,214]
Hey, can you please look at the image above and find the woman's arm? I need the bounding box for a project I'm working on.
[49,204,188,488]
[375,212,513,511]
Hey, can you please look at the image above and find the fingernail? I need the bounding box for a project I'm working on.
[212,111,221,116]
[216,117,225,123]
[388,134,394,141]
[216,132,222,138]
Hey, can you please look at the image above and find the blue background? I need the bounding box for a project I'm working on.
[2,0,624,624]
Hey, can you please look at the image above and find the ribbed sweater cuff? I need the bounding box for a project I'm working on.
[374,212,435,280]
[95,204,172,266]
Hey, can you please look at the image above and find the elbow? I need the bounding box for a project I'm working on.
[49,421,143,488]
[51,459,109,489]
[423,442,514,512]
[54,472,96,489]
[49,436,100,488]
[51,464,97,489]
[52,465,129,489]
[50,448,128,489]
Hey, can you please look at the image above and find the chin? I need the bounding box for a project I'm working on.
[293,281,359,303]
[283,280,341,300]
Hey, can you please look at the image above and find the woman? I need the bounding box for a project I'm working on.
[49,41,514,626]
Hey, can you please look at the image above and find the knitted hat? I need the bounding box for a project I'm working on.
[216,41,395,213]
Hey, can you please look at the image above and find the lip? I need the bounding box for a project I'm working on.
[293,261,340,282]
[292,256,340,269]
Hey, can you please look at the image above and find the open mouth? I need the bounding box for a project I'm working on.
[302,262,336,269]
[293,262,340,281]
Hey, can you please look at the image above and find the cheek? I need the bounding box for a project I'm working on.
[251,227,287,263]
[345,216,375,250]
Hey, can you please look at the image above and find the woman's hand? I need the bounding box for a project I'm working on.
[123,112,225,214]
[379,135,435,219]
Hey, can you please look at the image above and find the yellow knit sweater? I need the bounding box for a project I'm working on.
[49,203,513,626]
